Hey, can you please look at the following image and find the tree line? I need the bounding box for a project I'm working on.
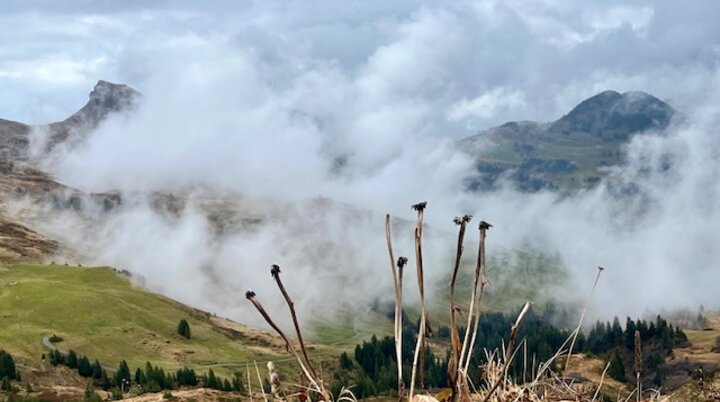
[586,316,689,387]
[333,307,689,397]
[47,348,244,396]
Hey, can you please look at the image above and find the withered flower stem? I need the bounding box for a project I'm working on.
[480,302,531,402]
[385,214,406,400]
[635,330,642,402]
[409,202,429,402]
[449,215,472,402]
[564,266,604,372]
[245,290,324,398]
[270,265,319,382]
[460,220,492,373]
[411,201,427,212]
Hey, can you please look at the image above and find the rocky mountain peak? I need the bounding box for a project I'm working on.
[44,80,140,148]
[549,90,675,140]
[67,80,140,127]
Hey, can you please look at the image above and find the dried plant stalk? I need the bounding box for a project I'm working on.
[635,330,642,402]
[480,301,531,402]
[449,215,472,402]
[409,201,428,402]
[245,290,326,400]
[482,302,530,402]
[247,363,253,401]
[564,266,605,371]
[267,361,284,401]
[255,360,269,402]
[592,361,611,401]
[271,265,319,380]
[460,220,492,373]
[386,214,406,399]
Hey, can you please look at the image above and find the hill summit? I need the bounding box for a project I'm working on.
[462,90,678,192]
[548,90,675,140]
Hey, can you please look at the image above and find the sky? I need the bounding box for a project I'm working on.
[3,1,720,328]
[2,1,718,130]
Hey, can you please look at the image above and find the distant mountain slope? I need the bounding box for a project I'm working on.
[0,118,30,161]
[0,79,138,203]
[461,90,678,192]
[0,81,138,261]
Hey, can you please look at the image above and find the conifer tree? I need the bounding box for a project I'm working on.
[0,350,17,380]
[115,360,131,387]
[608,352,626,382]
[67,350,78,368]
[177,319,191,339]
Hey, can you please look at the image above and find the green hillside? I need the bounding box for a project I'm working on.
[0,263,290,376]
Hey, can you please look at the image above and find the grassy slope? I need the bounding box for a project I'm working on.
[477,132,623,190]
[675,313,720,365]
[0,263,287,376]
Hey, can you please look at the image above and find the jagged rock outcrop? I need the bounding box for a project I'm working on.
[45,80,140,149]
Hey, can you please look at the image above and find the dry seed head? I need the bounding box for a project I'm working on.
[479,220,493,230]
[271,264,281,277]
[411,201,427,211]
[634,330,642,374]
[397,256,408,269]
[453,214,473,225]
[245,290,256,299]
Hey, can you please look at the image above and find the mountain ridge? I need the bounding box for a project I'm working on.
[462,90,678,192]
[0,80,138,261]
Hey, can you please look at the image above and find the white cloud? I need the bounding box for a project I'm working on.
[584,6,654,34]
[446,88,527,121]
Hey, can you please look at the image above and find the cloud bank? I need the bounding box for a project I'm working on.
[2,0,720,329]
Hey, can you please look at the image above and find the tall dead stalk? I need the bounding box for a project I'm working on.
[271,265,319,381]
[449,215,472,402]
[254,361,269,402]
[247,363,253,401]
[635,330,642,402]
[564,266,604,371]
[481,301,531,402]
[460,220,492,374]
[409,201,428,402]
[245,290,329,401]
[386,214,407,399]
[592,361,611,401]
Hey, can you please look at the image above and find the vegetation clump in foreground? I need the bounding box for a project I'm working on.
[241,203,705,401]
[330,311,689,398]
[243,202,638,402]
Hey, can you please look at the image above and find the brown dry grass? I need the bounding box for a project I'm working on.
[0,218,59,261]
[566,353,628,393]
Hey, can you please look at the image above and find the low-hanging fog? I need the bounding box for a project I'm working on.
[5,1,720,330]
